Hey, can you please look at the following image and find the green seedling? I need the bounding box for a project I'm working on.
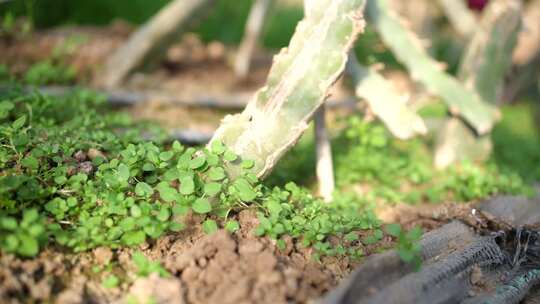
[132,251,169,278]
[385,224,423,269]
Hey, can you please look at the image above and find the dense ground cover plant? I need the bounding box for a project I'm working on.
[272,107,533,205]
[0,87,380,257]
[334,116,529,204]
[492,102,540,182]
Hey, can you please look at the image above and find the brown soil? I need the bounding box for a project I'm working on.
[376,201,476,229]
[0,21,132,79]
[0,210,365,304]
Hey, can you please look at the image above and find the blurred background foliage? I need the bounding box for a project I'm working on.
[0,0,404,67]
[1,0,538,193]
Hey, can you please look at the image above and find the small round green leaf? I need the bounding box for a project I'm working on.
[172,140,184,152]
[203,182,221,196]
[224,220,239,233]
[233,178,257,202]
[159,151,174,161]
[157,182,178,202]
[102,275,119,288]
[135,182,153,197]
[241,159,255,169]
[208,167,226,181]
[179,176,195,195]
[157,207,171,222]
[130,205,142,218]
[189,156,206,169]
[21,156,39,170]
[169,222,185,232]
[0,217,17,230]
[117,164,130,181]
[17,234,39,257]
[192,198,212,214]
[210,141,226,155]
[121,230,146,246]
[223,150,238,162]
[202,219,218,234]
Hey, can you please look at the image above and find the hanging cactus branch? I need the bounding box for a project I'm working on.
[209,0,366,179]
[458,0,522,104]
[346,54,427,139]
[504,0,540,103]
[366,0,499,135]
[435,0,522,168]
[434,117,492,168]
[437,0,477,38]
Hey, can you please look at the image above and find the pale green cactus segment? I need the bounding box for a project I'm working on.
[210,0,366,178]
[434,0,521,168]
[458,0,521,104]
[347,59,427,139]
[435,117,492,169]
[366,0,499,135]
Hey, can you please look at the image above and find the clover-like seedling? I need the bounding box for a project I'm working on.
[385,224,423,269]
[132,251,170,278]
[102,275,120,288]
[202,219,218,234]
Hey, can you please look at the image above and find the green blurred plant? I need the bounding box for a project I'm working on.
[385,224,423,269]
[272,111,532,206]
[23,60,76,85]
[22,36,85,85]
[1,4,33,38]
[132,251,170,278]
[102,274,120,288]
[333,116,530,204]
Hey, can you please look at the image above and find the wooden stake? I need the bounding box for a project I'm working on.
[314,106,335,202]
[101,0,212,88]
[234,0,272,79]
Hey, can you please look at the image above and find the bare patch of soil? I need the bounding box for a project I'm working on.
[0,21,132,79]
[376,201,477,232]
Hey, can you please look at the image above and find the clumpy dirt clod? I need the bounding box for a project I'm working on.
[164,231,331,304]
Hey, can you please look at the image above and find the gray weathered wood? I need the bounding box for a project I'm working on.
[234,0,272,79]
[314,107,335,202]
[101,0,212,88]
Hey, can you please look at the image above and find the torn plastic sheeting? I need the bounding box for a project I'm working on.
[322,196,540,304]
[360,236,505,304]
[322,221,479,304]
